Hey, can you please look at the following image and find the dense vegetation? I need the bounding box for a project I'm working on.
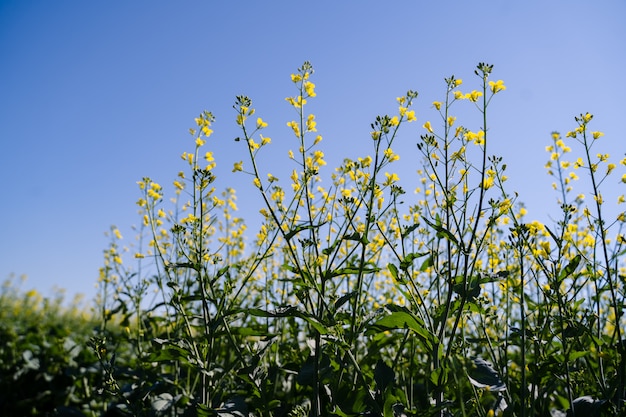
[3,62,625,416]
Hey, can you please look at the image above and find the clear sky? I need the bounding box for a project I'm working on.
[1,1,625,301]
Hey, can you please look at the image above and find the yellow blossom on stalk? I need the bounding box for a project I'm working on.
[482,176,494,190]
[594,193,603,205]
[607,163,616,175]
[466,90,483,102]
[592,131,604,140]
[390,116,399,126]
[488,79,506,93]
[399,106,407,116]
[621,174,626,183]
[181,152,194,165]
[314,135,322,145]
[288,150,295,159]
[312,150,326,166]
[455,79,462,86]
[253,177,262,189]
[619,212,626,222]
[287,121,300,137]
[384,148,399,162]
[304,81,316,97]
[113,228,122,239]
[261,135,271,145]
[423,121,434,133]
[454,91,463,100]
[619,195,626,204]
[196,137,206,147]
[205,151,214,163]
[286,95,307,108]
[291,73,302,83]
[384,172,399,186]
[447,116,456,126]
[232,161,243,172]
[306,114,317,132]
[397,96,407,105]
[433,101,442,110]
[248,138,260,151]
[256,118,268,129]
[583,112,593,123]
[359,155,372,167]
[574,157,584,168]
[406,110,416,122]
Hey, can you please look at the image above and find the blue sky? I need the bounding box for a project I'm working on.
[1,1,625,301]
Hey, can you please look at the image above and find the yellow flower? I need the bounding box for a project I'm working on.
[384,172,399,186]
[358,155,372,167]
[622,174,626,183]
[389,116,399,126]
[453,91,463,100]
[306,114,317,132]
[447,116,456,126]
[432,101,442,111]
[261,135,271,145]
[592,131,604,140]
[488,79,506,93]
[454,79,462,86]
[287,121,300,137]
[113,228,123,239]
[232,161,243,172]
[607,163,616,175]
[423,121,434,133]
[466,90,483,102]
[304,81,316,97]
[253,177,262,189]
[256,118,268,129]
[406,110,416,122]
[195,137,206,147]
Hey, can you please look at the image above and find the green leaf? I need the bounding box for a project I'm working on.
[419,255,434,272]
[399,252,429,271]
[423,216,458,245]
[558,254,581,282]
[388,263,400,282]
[367,305,437,350]
[248,306,328,334]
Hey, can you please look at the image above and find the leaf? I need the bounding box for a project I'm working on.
[248,306,328,334]
[367,305,438,350]
[374,360,395,392]
[422,216,458,245]
[151,393,174,412]
[216,396,248,417]
[420,255,434,272]
[558,254,581,282]
[284,222,326,241]
[401,222,421,239]
[334,291,356,310]
[388,263,400,283]
[399,252,429,271]
[467,357,506,392]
